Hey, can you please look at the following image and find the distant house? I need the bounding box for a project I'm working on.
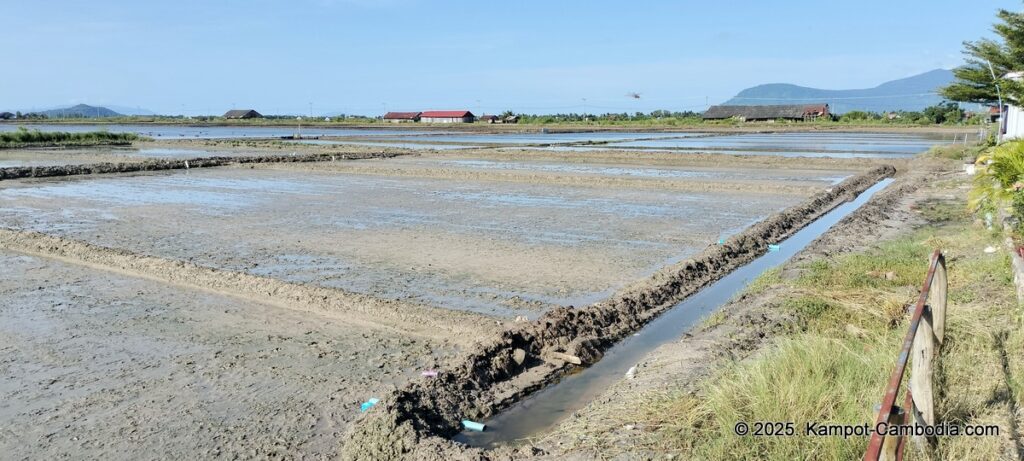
[478,114,499,123]
[383,111,421,123]
[504,115,520,124]
[0,112,13,120]
[988,106,1003,123]
[420,110,475,123]
[223,109,263,119]
[703,104,830,122]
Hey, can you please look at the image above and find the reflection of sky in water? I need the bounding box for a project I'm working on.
[134,148,219,157]
[287,139,481,150]
[0,175,327,213]
[607,132,940,154]
[435,189,704,218]
[405,132,710,144]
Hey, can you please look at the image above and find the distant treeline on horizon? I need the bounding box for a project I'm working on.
[2,102,986,126]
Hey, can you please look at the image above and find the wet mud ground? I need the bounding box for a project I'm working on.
[0,139,912,459]
[0,250,460,459]
[0,159,847,317]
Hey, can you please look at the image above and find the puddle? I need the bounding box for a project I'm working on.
[453,178,894,447]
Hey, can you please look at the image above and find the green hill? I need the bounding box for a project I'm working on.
[723,69,954,114]
[38,104,123,118]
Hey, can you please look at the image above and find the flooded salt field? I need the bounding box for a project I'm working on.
[0,165,830,317]
[436,159,851,183]
[310,130,947,157]
[606,132,942,157]
[379,131,710,144]
[287,139,484,150]
[0,124,950,158]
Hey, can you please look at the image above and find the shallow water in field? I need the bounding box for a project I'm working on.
[0,167,816,317]
[0,124,950,157]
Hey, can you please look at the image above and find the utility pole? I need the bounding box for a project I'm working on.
[987,60,1004,143]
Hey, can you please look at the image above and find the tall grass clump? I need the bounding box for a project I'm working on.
[0,127,139,148]
[626,197,1022,459]
[648,335,897,460]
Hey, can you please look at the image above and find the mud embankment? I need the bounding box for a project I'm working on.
[0,228,496,344]
[0,151,405,181]
[339,165,897,461]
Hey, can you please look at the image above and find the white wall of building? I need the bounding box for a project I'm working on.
[1005,104,1024,140]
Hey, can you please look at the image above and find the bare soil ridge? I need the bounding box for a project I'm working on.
[339,165,897,460]
[0,228,496,344]
[0,151,406,180]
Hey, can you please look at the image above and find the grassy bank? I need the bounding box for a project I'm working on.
[0,129,140,148]
[604,185,1023,459]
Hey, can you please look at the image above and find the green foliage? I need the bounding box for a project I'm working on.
[838,110,879,122]
[743,267,782,296]
[942,9,1024,105]
[0,127,139,148]
[921,101,965,124]
[651,335,896,460]
[969,140,1024,229]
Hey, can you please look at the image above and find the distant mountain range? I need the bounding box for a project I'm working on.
[7,104,158,118]
[722,69,956,114]
[33,104,122,118]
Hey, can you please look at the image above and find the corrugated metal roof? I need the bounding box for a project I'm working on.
[383,111,421,119]
[703,104,828,120]
[421,110,474,118]
[223,109,261,118]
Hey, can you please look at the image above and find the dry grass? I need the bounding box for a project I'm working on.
[587,191,1024,460]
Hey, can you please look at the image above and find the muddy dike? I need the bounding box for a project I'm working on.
[0,151,405,180]
[339,165,897,460]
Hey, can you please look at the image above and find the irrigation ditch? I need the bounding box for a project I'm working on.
[339,165,897,460]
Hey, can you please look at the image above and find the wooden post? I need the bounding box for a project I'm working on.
[929,255,948,344]
[877,404,905,461]
[910,304,937,453]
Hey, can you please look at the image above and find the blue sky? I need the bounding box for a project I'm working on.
[3,0,1020,115]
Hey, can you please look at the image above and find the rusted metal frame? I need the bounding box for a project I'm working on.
[864,251,942,461]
